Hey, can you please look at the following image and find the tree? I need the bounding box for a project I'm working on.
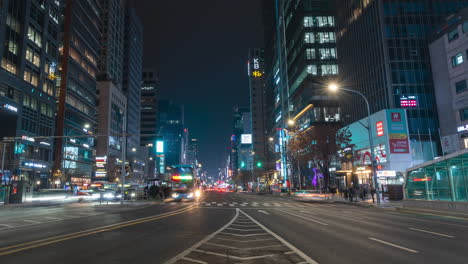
[287,124,358,189]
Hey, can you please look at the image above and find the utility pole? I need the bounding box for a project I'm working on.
[120,116,127,205]
[1,141,7,204]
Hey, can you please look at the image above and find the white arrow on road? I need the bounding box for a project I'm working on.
[258,210,269,215]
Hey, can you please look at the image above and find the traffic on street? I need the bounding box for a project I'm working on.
[0,191,467,264]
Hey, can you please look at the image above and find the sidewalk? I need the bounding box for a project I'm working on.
[327,195,403,208]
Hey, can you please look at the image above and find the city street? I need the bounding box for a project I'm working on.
[0,192,467,264]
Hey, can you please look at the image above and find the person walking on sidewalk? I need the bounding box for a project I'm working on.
[370,187,376,203]
[349,187,354,202]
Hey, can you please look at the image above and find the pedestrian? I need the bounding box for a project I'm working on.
[349,187,354,202]
[370,187,376,203]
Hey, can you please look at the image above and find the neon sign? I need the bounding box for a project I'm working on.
[400,96,417,108]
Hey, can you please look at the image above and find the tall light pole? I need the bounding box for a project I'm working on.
[329,84,381,207]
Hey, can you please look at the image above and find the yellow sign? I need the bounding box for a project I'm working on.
[48,74,58,80]
[389,133,407,140]
[252,71,263,77]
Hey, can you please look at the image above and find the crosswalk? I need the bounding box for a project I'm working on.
[191,201,317,208]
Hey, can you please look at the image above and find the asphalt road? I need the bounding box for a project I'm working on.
[0,191,467,264]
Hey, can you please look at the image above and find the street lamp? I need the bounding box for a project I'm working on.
[328,83,381,207]
[287,119,295,126]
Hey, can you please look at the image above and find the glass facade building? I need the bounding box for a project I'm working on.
[334,0,468,164]
[406,149,468,202]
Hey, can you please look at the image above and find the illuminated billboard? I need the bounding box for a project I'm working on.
[156,140,164,154]
[241,134,252,144]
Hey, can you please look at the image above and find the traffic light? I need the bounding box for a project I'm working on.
[256,161,263,168]
[240,161,246,168]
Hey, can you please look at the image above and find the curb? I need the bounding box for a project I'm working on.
[396,207,468,219]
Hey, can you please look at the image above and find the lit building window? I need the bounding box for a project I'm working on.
[452,53,464,67]
[26,47,40,67]
[1,59,17,74]
[305,32,314,43]
[27,26,42,47]
[319,48,337,59]
[307,65,318,75]
[306,48,316,59]
[321,64,339,76]
[317,32,336,43]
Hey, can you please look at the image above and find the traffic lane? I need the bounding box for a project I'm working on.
[0,207,235,264]
[232,193,468,233]
[244,208,462,264]
[0,202,194,248]
[300,203,468,239]
[277,207,468,263]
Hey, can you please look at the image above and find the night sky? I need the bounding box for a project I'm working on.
[131,1,264,177]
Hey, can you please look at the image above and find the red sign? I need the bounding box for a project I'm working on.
[376,121,384,137]
[389,139,409,153]
[391,112,401,122]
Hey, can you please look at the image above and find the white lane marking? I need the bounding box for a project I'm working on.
[0,224,14,228]
[44,217,62,220]
[219,232,269,237]
[263,203,271,206]
[22,220,41,224]
[369,237,419,253]
[409,228,455,238]
[229,204,234,207]
[204,242,283,250]
[225,227,264,231]
[258,210,270,215]
[164,209,240,264]
[217,204,223,206]
[181,257,207,264]
[300,210,316,215]
[212,237,276,243]
[240,204,246,206]
[191,249,275,260]
[383,212,468,228]
[276,209,328,226]
[222,202,227,205]
[285,251,295,255]
[211,202,216,205]
[230,224,258,227]
[274,203,281,207]
[240,210,318,264]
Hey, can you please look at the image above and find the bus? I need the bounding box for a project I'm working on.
[167,165,201,201]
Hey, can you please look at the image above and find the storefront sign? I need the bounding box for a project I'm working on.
[387,111,410,154]
[21,136,35,142]
[457,125,468,132]
[377,170,396,177]
[3,104,18,113]
[376,121,384,137]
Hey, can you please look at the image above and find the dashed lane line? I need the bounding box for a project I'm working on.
[191,249,275,261]
[408,228,455,238]
[368,237,419,253]
[225,227,264,232]
[276,209,328,226]
[181,257,207,264]
[212,237,276,243]
[219,232,269,237]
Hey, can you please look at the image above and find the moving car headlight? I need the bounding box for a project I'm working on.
[91,193,100,199]
[195,190,201,198]
[171,193,179,198]
[187,192,194,198]
[130,193,136,197]
[116,194,122,198]
[103,193,114,198]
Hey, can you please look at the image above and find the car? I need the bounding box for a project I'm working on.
[292,189,330,201]
[170,189,201,202]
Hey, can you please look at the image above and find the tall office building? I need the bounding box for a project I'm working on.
[140,69,158,177]
[264,0,341,188]
[0,0,61,187]
[186,138,199,168]
[158,100,185,167]
[248,49,267,179]
[334,0,468,163]
[229,106,251,182]
[54,0,101,187]
[98,0,125,85]
[123,3,144,182]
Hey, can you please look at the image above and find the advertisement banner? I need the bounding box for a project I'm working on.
[387,110,410,154]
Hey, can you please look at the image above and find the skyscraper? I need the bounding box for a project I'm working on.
[265,0,341,188]
[140,69,158,177]
[334,0,468,163]
[158,100,185,167]
[123,3,144,182]
[54,0,101,186]
[248,48,267,179]
[0,0,61,187]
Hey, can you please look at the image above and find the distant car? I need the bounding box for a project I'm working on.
[101,189,122,201]
[170,189,201,202]
[293,190,330,201]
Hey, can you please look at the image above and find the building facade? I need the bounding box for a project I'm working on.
[248,48,267,179]
[54,0,101,187]
[0,0,61,187]
[430,8,468,155]
[158,100,185,168]
[123,4,144,182]
[140,69,158,177]
[334,0,468,164]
